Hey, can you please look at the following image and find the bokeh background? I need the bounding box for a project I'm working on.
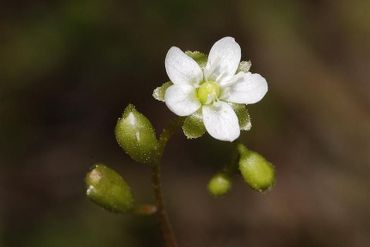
[1,0,370,246]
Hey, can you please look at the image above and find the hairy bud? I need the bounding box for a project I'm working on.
[85,164,134,213]
[115,104,158,164]
[238,144,275,192]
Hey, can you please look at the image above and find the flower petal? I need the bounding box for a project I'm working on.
[204,37,241,84]
[165,47,203,85]
[202,101,240,142]
[164,84,201,116]
[221,72,268,104]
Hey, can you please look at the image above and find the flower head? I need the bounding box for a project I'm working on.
[157,37,268,142]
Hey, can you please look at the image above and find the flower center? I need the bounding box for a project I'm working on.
[196,81,220,105]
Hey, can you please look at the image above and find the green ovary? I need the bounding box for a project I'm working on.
[196,81,220,105]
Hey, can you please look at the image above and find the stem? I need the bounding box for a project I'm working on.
[223,140,241,175]
[151,117,184,247]
[151,164,178,247]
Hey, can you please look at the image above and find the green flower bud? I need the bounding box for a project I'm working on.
[115,104,158,164]
[237,144,275,192]
[85,164,134,213]
[207,173,232,197]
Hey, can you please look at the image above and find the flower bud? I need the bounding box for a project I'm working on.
[85,164,134,213]
[115,104,158,164]
[207,173,232,197]
[237,144,275,192]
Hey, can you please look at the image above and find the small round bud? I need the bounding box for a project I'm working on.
[115,104,158,164]
[85,164,134,213]
[237,144,275,192]
[207,173,232,197]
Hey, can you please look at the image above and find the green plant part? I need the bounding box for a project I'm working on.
[237,144,275,192]
[182,110,206,139]
[85,164,134,213]
[207,173,232,197]
[237,60,252,73]
[196,81,221,105]
[185,51,208,68]
[85,37,273,247]
[231,103,252,131]
[153,81,173,102]
[115,104,159,164]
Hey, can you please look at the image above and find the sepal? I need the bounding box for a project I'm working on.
[231,103,252,131]
[237,60,252,73]
[182,110,206,139]
[185,51,208,68]
[153,81,172,102]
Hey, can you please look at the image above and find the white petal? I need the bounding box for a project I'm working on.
[164,84,201,116]
[165,47,203,85]
[221,72,268,104]
[204,37,241,84]
[202,101,240,142]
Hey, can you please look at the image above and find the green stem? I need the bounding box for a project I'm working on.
[223,140,241,175]
[151,117,184,247]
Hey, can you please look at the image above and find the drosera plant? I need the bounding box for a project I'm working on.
[84,36,276,247]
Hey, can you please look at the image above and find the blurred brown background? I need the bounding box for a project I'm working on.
[1,0,370,246]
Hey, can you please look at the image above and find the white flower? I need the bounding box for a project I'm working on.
[163,37,268,142]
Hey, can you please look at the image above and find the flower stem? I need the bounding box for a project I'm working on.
[223,140,241,175]
[152,117,184,247]
[151,164,178,247]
